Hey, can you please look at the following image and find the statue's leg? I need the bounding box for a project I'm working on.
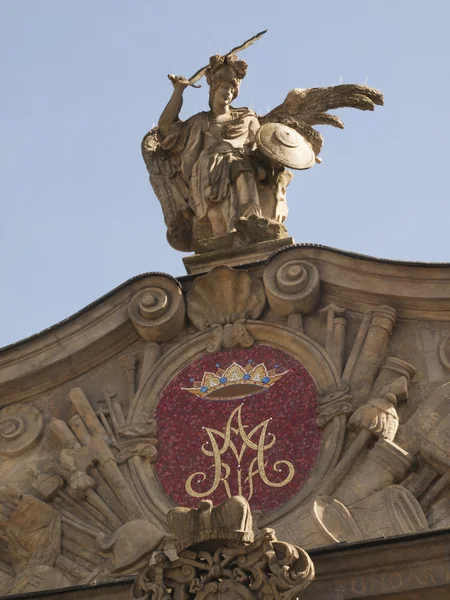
[207,204,228,236]
[235,172,262,219]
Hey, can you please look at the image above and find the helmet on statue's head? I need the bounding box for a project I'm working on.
[206,54,247,101]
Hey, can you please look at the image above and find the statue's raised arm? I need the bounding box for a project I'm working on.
[142,32,383,253]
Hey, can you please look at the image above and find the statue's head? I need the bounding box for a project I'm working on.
[206,54,247,108]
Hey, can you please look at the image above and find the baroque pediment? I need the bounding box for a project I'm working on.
[3,245,450,594]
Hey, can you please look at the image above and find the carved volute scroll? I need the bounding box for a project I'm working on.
[0,405,43,457]
[128,274,185,342]
[263,250,320,316]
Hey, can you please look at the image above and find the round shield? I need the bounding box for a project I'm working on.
[256,123,316,170]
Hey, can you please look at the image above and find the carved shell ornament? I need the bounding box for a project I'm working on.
[186,265,266,352]
[186,265,265,329]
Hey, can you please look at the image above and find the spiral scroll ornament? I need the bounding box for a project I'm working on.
[128,276,186,342]
[0,405,44,457]
[264,252,320,316]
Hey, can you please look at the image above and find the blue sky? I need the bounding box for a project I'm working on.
[1,0,449,347]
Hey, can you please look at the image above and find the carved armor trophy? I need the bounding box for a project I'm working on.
[142,30,383,253]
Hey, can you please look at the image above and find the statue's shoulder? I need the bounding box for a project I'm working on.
[233,106,258,119]
[186,111,210,125]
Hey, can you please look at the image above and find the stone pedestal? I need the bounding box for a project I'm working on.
[183,237,294,274]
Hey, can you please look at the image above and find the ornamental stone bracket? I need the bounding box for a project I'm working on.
[131,496,315,600]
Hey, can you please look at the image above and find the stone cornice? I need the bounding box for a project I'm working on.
[272,244,450,320]
[0,274,179,406]
[2,245,450,406]
[5,528,449,600]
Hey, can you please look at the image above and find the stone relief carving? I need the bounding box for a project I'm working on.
[132,497,314,600]
[263,253,320,318]
[0,405,43,457]
[128,274,186,343]
[186,265,266,352]
[3,249,450,595]
[0,492,70,595]
[438,332,450,370]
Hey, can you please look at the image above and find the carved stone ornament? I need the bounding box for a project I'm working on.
[263,251,320,317]
[128,275,185,342]
[132,497,314,600]
[0,405,43,456]
[142,30,383,252]
[438,332,450,370]
[186,265,266,352]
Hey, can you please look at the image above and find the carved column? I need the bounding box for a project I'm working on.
[334,438,414,506]
[350,305,397,407]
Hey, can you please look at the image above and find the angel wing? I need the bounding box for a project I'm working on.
[141,128,193,251]
[260,84,384,156]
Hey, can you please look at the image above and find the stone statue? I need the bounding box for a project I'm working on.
[142,31,383,253]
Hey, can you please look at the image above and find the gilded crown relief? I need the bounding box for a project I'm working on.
[2,246,450,597]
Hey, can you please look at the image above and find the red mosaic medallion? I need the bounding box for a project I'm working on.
[155,345,321,513]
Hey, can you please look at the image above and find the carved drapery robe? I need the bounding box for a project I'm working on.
[160,108,260,233]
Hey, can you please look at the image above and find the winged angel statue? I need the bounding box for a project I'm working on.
[142,31,383,252]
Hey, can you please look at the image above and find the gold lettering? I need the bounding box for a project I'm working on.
[335,580,346,599]
[369,574,386,593]
[407,569,425,586]
[388,572,403,590]
[351,576,366,595]
[423,567,436,585]
[185,405,295,500]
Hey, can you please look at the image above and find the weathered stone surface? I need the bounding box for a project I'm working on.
[18,529,450,599]
[3,245,450,597]
[128,275,185,343]
[183,237,294,275]
[133,497,314,600]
